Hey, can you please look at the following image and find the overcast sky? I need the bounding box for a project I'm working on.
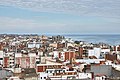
[0,0,120,34]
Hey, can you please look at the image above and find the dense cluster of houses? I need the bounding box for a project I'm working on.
[0,34,120,80]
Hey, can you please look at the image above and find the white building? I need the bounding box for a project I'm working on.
[88,48,110,59]
[0,51,3,65]
[101,49,110,54]
[53,51,59,59]
[8,77,20,80]
[95,75,106,80]
[28,42,42,48]
[39,72,48,80]
[88,48,101,58]
[76,59,105,64]
[78,73,93,79]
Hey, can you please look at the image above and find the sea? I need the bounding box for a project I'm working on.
[64,34,120,45]
[45,34,120,45]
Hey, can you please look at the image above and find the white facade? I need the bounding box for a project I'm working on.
[117,54,120,60]
[0,51,3,65]
[88,48,101,58]
[4,52,14,57]
[28,42,41,48]
[8,77,20,80]
[53,51,59,58]
[105,60,112,65]
[0,51,3,58]
[95,76,106,80]
[94,48,101,58]
[60,52,65,61]
[78,73,92,79]
[101,49,110,54]
[15,53,22,57]
[39,72,48,80]
[112,64,120,71]
[28,53,36,57]
[88,48,110,59]
[116,45,120,54]
[76,59,105,64]
[49,75,76,80]
[38,51,43,56]
[14,68,21,73]
[88,49,94,56]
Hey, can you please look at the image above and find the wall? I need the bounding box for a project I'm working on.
[0,69,13,78]
[0,51,3,65]
[78,73,92,79]
[88,48,101,58]
[105,54,117,61]
[39,72,48,80]
[90,65,112,77]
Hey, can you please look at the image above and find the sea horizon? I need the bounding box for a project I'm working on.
[1,33,120,45]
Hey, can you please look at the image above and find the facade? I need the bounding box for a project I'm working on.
[0,69,13,79]
[0,34,120,80]
[78,73,93,80]
[28,42,42,48]
[58,51,76,61]
[88,65,112,77]
[0,51,3,67]
[88,48,101,59]
[37,63,62,73]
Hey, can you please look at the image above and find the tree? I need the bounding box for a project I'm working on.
[74,41,80,44]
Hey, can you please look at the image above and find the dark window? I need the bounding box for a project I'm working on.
[59,70,60,73]
[69,68,74,71]
[55,70,57,73]
[9,65,12,68]
[102,77,104,79]
[10,62,14,64]
[44,77,46,79]
[41,77,42,79]
[0,58,3,60]
[50,71,52,73]
[36,61,40,64]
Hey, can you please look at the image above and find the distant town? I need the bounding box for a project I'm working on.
[0,34,120,80]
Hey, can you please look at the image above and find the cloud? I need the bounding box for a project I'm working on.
[0,16,67,33]
[0,16,120,34]
[0,0,120,18]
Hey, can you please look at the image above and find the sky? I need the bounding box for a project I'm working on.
[0,0,120,34]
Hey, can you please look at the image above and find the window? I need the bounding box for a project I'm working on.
[59,70,60,73]
[41,77,42,79]
[10,62,14,64]
[36,61,40,64]
[10,59,14,60]
[46,71,48,73]
[0,58,3,60]
[9,65,12,68]
[55,70,57,73]
[102,77,104,79]
[50,71,52,73]
[44,77,46,79]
